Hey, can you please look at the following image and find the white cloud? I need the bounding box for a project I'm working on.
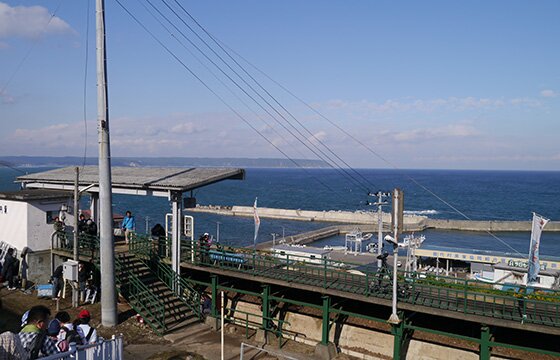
[540,89,557,98]
[319,96,540,115]
[391,124,479,142]
[0,2,74,40]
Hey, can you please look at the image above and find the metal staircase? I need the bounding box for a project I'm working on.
[115,252,201,335]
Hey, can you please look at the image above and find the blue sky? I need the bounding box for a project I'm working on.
[1,1,559,170]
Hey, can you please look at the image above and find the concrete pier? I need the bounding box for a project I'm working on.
[189,205,560,232]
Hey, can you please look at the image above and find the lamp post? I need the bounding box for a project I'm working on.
[271,233,277,249]
[216,221,221,243]
[281,226,285,241]
[387,188,403,325]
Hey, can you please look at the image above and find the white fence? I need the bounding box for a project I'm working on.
[40,335,123,360]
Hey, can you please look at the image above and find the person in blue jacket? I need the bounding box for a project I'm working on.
[121,210,136,244]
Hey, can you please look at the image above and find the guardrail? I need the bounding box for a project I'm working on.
[39,335,124,360]
[60,233,560,329]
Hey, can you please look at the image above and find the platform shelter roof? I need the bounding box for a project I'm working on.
[17,166,245,197]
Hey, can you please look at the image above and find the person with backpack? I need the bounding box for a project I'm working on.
[55,311,81,346]
[76,310,97,344]
[18,305,59,358]
[47,319,68,352]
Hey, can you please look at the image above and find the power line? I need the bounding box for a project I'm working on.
[211,35,524,255]
[114,0,340,194]
[0,0,64,99]
[142,0,371,193]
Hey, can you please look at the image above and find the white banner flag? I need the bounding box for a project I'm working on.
[527,212,549,284]
[253,197,260,249]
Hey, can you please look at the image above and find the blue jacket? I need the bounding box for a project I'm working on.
[122,215,135,230]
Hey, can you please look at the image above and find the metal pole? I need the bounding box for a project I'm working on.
[221,291,224,360]
[388,189,401,325]
[282,226,285,241]
[217,221,221,243]
[373,191,388,269]
[73,167,79,262]
[96,0,117,327]
[72,167,79,308]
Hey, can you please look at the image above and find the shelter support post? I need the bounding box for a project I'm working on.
[480,325,492,360]
[90,194,99,227]
[170,191,182,284]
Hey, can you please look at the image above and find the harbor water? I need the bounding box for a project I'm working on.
[1,167,559,256]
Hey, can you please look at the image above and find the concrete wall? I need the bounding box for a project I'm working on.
[229,299,487,360]
[191,205,560,232]
[27,250,52,284]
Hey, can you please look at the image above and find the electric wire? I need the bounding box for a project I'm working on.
[118,1,522,254]
[0,0,64,101]
[219,44,524,255]
[114,0,340,194]
[172,0,376,193]
[137,0,337,193]
[151,0,371,193]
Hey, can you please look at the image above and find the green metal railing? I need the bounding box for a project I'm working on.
[114,256,166,335]
[53,233,560,328]
[152,240,560,328]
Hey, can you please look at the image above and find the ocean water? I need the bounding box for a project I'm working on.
[1,167,559,256]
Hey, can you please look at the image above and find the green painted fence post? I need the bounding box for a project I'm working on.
[321,295,330,345]
[391,315,404,360]
[262,284,271,333]
[480,325,491,360]
[211,275,218,318]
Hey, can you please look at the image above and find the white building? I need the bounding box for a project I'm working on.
[492,263,560,291]
[0,189,73,283]
[273,244,330,265]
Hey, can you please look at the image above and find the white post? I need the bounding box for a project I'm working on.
[96,0,117,327]
[221,291,225,360]
[171,192,182,285]
[388,189,401,325]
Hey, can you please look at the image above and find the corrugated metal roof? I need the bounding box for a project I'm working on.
[0,189,72,201]
[17,166,245,193]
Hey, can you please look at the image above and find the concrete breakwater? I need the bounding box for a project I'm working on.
[189,205,560,232]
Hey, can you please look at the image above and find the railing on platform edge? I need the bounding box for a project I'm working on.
[39,335,124,360]
[151,268,560,358]
[124,234,560,328]
[222,307,292,349]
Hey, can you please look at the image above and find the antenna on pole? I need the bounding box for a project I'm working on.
[96,0,117,327]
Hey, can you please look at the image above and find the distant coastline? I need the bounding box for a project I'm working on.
[0,156,328,168]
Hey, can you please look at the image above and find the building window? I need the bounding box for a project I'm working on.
[46,211,58,224]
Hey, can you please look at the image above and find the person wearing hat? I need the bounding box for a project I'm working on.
[198,233,211,263]
[76,310,97,344]
[47,319,68,352]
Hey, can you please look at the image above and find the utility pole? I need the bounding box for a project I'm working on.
[96,0,117,327]
[388,188,404,325]
[72,167,79,308]
[370,191,389,269]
